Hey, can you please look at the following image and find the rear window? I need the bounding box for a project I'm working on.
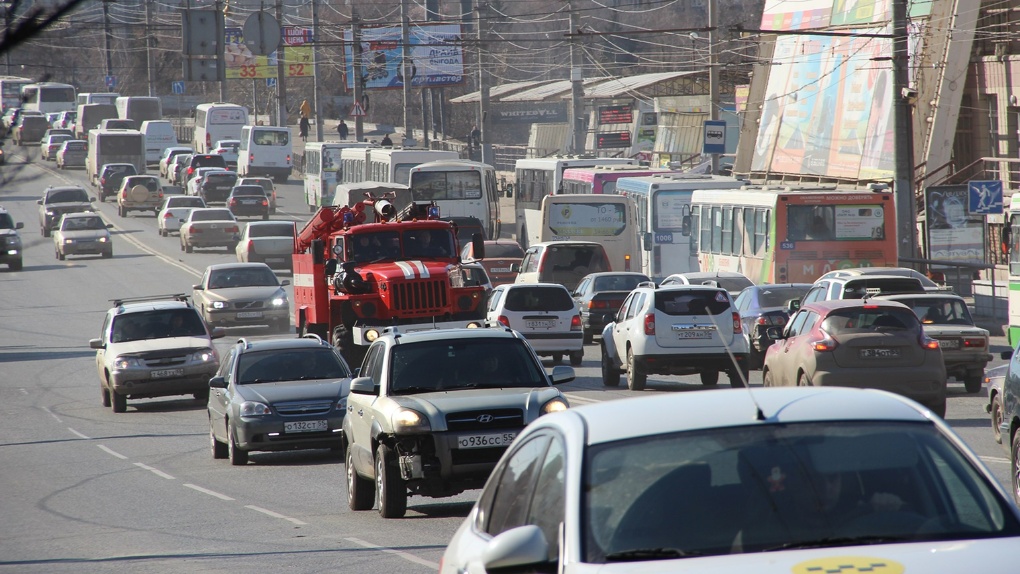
[232,186,266,197]
[192,155,226,169]
[104,164,137,176]
[249,223,294,238]
[192,209,234,222]
[503,286,575,312]
[655,290,731,316]
[842,278,924,298]
[487,243,525,259]
[169,197,205,208]
[64,141,86,151]
[594,274,649,292]
[887,297,974,326]
[821,308,920,336]
[758,286,810,308]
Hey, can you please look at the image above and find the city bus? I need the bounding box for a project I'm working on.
[536,193,640,273]
[615,174,748,281]
[86,129,146,184]
[365,148,459,185]
[690,184,897,284]
[21,82,76,113]
[514,156,637,248]
[116,96,162,125]
[0,76,32,111]
[1005,197,1020,344]
[339,147,371,184]
[560,165,679,195]
[303,141,374,212]
[408,159,501,239]
[193,102,248,153]
[76,92,119,106]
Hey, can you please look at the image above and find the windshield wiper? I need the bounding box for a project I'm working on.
[763,535,911,552]
[604,548,703,561]
[394,386,438,394]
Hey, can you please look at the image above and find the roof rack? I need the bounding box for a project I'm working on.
[301,333,326,344]
[111,293,189,307]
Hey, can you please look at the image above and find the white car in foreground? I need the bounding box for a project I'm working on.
[157,195,207,237]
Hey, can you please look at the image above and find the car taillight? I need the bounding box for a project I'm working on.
[249,153,254,162]
[963,337,986,348]
[571,315,581,331]
[922,337,940,350]
[189,224,200,233]
[732,312,742,334]
[498,315,511,327]
[812,331,837,352]
[187,167,194,175]
[644,313,655,335]
[588,300,609,309]
[100,177,106,185]
[163,212,173,219]
[260,199,268,206]
[227,225,238,233]
[286,154,291,164]
[247,240,255,253]
[229,198,237,206]
[157,190,163,198]
[121,188,127,198]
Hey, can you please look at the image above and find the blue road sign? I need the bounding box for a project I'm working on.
[703,120,726,155]
[968,180,1003,215]
[266,78,277,88]
[171,81,185,95]
[105,75,116,89]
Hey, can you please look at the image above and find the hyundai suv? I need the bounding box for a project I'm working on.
[89,295,225,413]
[601,283,749,391]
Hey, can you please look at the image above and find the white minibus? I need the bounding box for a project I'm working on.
[303,141,375,212]
[193,103,248,153]
[21,82,76,113]
[116,96,162,124]
[76,92,119,106]
[238,125,293,183]
[140,120,178,165]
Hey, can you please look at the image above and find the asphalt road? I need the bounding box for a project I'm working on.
[0,147,1014,573]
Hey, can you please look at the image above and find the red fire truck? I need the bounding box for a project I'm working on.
[293,197,487,366]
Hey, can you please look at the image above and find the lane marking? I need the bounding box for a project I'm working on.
[183,483,235,501]
[134,462,175,480]
[19,388,28,395]
[245,505,307,525]
[67,428,90,439]
[42,406,62,423]
[564,393,598,405]
[345,537,440,569]
[97,445,127,459]
[980,456,1010,464]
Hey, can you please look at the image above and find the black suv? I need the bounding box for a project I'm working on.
[226,185,269,219]
[198,170,239,204]
[183,154,227,186]
[0,206,25,270]
[98,163,139,201]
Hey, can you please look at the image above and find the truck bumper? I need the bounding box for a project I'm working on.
[353,319,486,345]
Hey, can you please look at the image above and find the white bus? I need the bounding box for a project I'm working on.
[86,129,146,184]
[339,147,372,184]
[76,92,119,106]
[21,82,76,113]
[332,182,412,211]
[538,193,640,273]
[615,174,747,281]
[513,156,638,248]
[366,148,459,185]
[75,103,118,139]
[303,141,375,212]
[408,159,501,239]
[238,124,292,183]
[0,76,31,111]
[1006,197,1020,345]
[115,96,162,125]
[193,103,248,153]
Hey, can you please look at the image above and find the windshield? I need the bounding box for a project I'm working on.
[46,188,89,203]
[236,348,350,384]
[111,309,207,342]
[61,216,106,231]
[207,267,279,288]
[0,213,15,229]
[388,338,546,394]
[758,286,811,308]
[585,421,1020,563]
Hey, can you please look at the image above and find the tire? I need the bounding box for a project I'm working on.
[332,324,361,368]
[118,205,126,218]
[626,348,646,391]
[797,372,812,387]
[194,390,209,402]
[929,398,947,419]
[700,370,719,386]
[262,213,269,220]
[42,226,50,238]
[762,370,774,388]
[210,421,228,459]
[111,391,126,413]
[582,329,593,345]
[551,353,563,365]
[729,363,749,388]
[601,344,621,387]
[1011,429,1020,506]
[991,392,1004,444]
[275,319,291,334]
[102,249,112,259]
[160,227,167,237]
[55,249,63,261]
[964,373,983,394]
[569,351,583,366]
[376,444,407,518]
[346,443,374,511]
[10,259,22,271]
[100,384,111,407]
[228,425,249,465]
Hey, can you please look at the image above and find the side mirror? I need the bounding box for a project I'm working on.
[280,279,290,287]
[89,338,104,349]
[89,197,96,202]
[209,376,228,389]
[15,222,23,229]
[549,365,575,385]
[210,327,226,340]
[765,326,786,340]
[1002,350,1014,360]
[472,232,485,260]
[786,299,801,314]
[349,376,376,395]
[642,232,652,251]
[37,199,43,205]
[193,284,203,290]
[479,525,550,573]
[324,258,338,277]
[681,215,691,237]
[106,223,113,228]
[509,263,520,273]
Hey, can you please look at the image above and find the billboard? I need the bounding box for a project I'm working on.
[343,24,465,89]
[224,26,313,79]
[925,185,985,266]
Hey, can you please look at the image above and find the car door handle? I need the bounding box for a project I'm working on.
[357,409,363,416]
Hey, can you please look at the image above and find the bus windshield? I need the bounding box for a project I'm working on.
[411,170,483,200]
[654,190,692,231]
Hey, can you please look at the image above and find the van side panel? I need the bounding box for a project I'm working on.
[140,120,178,164]
[193,104,249,153]
[237,125,292,183]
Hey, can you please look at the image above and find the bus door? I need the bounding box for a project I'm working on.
[649,189,696,279]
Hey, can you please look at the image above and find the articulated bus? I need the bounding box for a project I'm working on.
[408,160,501,239]
[615,174,748,281]
[514,156,638,248]
[538,193,640,272]
[0,76,32,111]
[560,165,679,195]
[303,141,375,212]
[690,185,897,284]
[21,82,76,113]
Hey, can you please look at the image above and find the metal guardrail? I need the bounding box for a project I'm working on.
[898,256,997,318]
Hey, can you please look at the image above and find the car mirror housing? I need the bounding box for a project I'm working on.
[549,365,575,385]
[210,327,226,340]
[765,326,785,340]
[89,338,104,349]
[280,279,290,287]
[208,376,227,389]
[1002,350,1014,361]
[350,376,376,395]
[481,525,550,573]
[785,298,801,313]
[193,284,203,290]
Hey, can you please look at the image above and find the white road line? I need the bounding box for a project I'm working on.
[97,445,127,459]
[67,428,89,439]
[133,462,175,480]
[183,483,235,501]
[565,393,598,405]
[980,455,1010,464]
[19,388,28,395]
[345,537,440,569]
[42,406,62,423]
[245,505,307,526]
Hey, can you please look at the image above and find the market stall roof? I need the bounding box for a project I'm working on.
[499,77,610,102]
[578,70,703,99]
[448,80,554,104]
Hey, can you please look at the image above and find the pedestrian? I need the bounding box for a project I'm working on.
[299,116,310,142]
[337,120,349,140]
[380,133,393,147]
[470,124,481,149]
[300,99,311,121]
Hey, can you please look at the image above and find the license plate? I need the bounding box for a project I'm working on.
[151,368,184,379]
[525,320,554,329]
[490,267,511,273]
[677,331,711,339]
[284,420,328,433]
[859,348,901,359]
[938,339,960,349]
[236,311,263,318]
[265,161,277,166]
[457,432,517,449]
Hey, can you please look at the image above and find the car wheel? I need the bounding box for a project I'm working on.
[1011,429,1020,506]
[210,420,228,459]
[376,444,407,518]
[762,369,774,387]
[42,226,50,238]
[991,392,1004,444]
[729,362,749,388]
[797,372,812,387]
[626,347,646,391]
[102,249,112,259]
[601,344,621,387]
[332,324,361,367]
[276,319,291,334]
[185,242,194,254]
[262,213,269,220]
[569,350,583,366]
[964,373,983,394]
[118,205,126,217]
[929,397,947,419]
[159,227,166,237]
[228,424,249,465]
[111,391,126,413]
[347,442,375,511]
[225,244,233,253]
[10,259,22,271]
[100,384,111,407]
[194,390,209,402]
[551,353,563,365]
[700,370,719,386]
[582,329,593,345]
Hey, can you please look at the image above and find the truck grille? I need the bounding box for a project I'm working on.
[446,408,523,431]
[391,279,448,313]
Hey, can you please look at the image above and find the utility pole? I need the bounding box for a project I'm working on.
[217,0,227,101]
[400,0,414,146]
[351,9,365,142]
[275,0,288,128]
[476,1,491,164]
[708,0,720,174]
[892,0,918,263]
[4,3,10,75]
[567,0,585,154]
[145,0,155,96]
[103,0,113,81]
[311,0,324,141]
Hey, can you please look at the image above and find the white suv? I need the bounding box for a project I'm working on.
[601,283,749,390]
[485,283,584,365]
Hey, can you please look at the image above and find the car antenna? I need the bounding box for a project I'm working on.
[705,290,767,421]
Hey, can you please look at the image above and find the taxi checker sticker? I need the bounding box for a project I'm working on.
[792,556,904,574]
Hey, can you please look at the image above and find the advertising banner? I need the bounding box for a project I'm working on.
[224,26,313,79]
[491,103,568,124]
[547,202,627,237]
[925,185,986,266]
[343,24,465,89]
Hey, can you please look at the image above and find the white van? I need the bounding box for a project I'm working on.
[75,103,118,140]
[139,120,177,165]
[76,92,119,106]
[513,240,612,292]
[237,125,292,183]
[193,103,248,153]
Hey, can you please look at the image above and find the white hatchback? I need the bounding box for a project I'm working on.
[486,283,584,365]
[157,194,207,236]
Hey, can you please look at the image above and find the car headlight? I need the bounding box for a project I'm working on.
[189,348,217,363]
[271,295,287,307]
[392,408,431,433]
[212,301,227,309]
[113,356,143,369]
[46,210,55,216]
[98,236,109,243]
[239,401,272,417]
[541,398,569,415]
[63,238,74,244]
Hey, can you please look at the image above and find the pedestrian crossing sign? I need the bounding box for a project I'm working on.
[349,102,366,117]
